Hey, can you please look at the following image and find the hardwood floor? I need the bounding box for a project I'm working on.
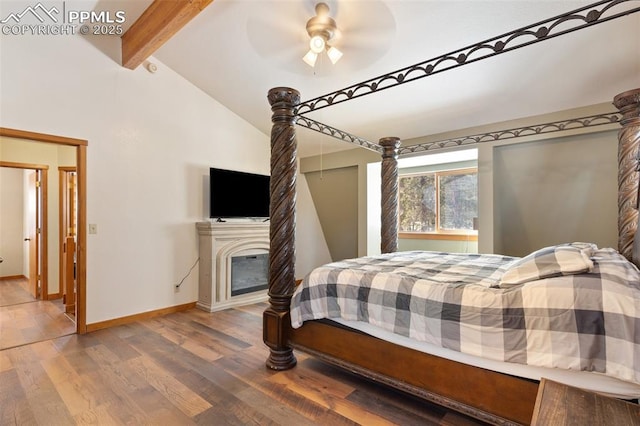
[0,278,76,350]
[0,302,488,425]
[0,278,35,306]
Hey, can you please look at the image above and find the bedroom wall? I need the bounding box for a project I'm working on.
[0,32,329,324]
[301,147,380,258]
[305,166,358,261]
[301,104,621,258]
[492,131,617,257]
[398,238,477,253]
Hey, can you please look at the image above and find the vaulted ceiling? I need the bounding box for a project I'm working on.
[119,0,640,158]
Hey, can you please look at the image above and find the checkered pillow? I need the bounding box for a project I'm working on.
[498,242,596,288]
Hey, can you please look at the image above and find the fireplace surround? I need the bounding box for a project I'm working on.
[196,221,269,312]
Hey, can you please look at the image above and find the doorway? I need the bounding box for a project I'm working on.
[0,162,75,348]
[0,164,47,299]
[0,127,87,341]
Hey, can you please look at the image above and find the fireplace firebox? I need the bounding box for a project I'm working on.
[230,253,269,296]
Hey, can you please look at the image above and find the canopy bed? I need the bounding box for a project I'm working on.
[262,1,640,425]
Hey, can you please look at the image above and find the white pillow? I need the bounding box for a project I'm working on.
[498,242,596,288]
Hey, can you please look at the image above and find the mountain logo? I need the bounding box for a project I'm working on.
[1,2,60,24]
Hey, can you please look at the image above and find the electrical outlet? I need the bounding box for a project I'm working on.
[174,284,181,293]
[89,224,97,234]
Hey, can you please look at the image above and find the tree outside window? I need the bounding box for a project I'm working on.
[399,168,477,234]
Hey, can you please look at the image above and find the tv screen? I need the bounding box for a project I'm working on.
[209,168,270,219]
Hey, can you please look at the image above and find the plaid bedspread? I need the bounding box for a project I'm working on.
[291,249,640,385]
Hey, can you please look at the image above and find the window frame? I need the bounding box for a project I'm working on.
[398,166,478,241]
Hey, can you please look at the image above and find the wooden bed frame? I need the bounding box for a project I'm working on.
[263,2,640,425]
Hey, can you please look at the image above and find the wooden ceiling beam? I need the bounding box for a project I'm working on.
[121,0,213,70]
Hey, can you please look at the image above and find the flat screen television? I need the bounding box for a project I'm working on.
[209,167,270,219]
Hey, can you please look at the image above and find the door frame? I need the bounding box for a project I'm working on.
[1,127,88,333]
[59,166,77,313]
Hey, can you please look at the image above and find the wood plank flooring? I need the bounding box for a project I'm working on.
[0,278,35,307]
[0,302,488,425]
[0,278,76,350]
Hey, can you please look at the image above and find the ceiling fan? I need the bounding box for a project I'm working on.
[245,0,395,77]
[302,3,343,67]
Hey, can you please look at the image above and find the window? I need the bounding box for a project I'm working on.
[399,168,477,236]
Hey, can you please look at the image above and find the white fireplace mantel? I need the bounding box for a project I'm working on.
[196,221,269,312]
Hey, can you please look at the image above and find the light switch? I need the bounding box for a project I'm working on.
[89,224,97,234]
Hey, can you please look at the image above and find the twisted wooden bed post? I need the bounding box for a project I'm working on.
[264,87,299,370]
[614,88,640,262]
[380,137,401,254]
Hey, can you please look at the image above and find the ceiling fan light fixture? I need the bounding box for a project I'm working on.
[309,35,326,53]
[304,3,341,68]
[326,45,343,64]
[303,50,318,67]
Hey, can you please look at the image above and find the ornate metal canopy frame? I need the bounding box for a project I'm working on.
[398,112,622,155]
[295,116,383,153]
[297,112,623,155]
[293,0,639,153]
[295,0,639,118]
